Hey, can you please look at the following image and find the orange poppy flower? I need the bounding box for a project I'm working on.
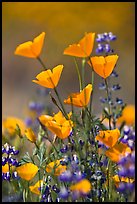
[113,175,134,188]
[14,32,45,58]
[46,160,66,176]
[16,163,38,181]
[2,163,16,173]
[88,55,119,78]
[64,84,92,107]
[39,111,73,139]
[64,32,95,58]
[96,129,120,148]
[117,105,135,125]
[105,142,131,163]
[32,65,63,89]
[29,180,43,195]
[70,179,92,194]
[2,116,26,136]
[25,128,37,143]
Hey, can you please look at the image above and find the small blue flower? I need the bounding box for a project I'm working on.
[59,187,69,199]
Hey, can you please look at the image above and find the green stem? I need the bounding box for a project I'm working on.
[88,57,94,114]
[81,58,86,89]
[37,56,47,70]
[73,57,82,91]
[54,87,68,119]
[104,78,111,130]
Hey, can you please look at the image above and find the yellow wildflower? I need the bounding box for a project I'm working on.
[16,163,38,181]
[70,179,91,194]
[88,55,118,78]
[64,84,92,107]
[46,160,66,176]
[29,180,43,195]
[32,65,63,89]
[15,32,45,58]
[25,128,37,143]
[39,111,73,139]
[96,129,120,148]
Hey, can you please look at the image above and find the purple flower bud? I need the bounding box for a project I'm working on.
[13,150,19,155]
[131,151,135,162]
[110,71,118,77]
[25,118,33,126]
[111,84,121,91]
[126,183,134,191]
[60,145,68,153]
[116,97,123,105]
[118,157,127,165]
[127,165,135,178]
[59,170,73,182]
[99,83,106,90]
[72,190,80,200]
[123,126,130,135]
[117,182,126,193]
[73,171,85,182]
[127,139,134,149]
[59,187,69,199]
[118,166,127,177]
[105,44,111,52]
[12,171,19,179]
[5,172,10,181]
[2,146,6,154]
[2,157,7,166]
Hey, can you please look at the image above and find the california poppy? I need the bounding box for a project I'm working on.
[2,163,15,173]
[39,111,73,139]
[15,32,45,58]
[32,65,63,89]
[96,129,120,148]
[88,55,118,78]
[117,105,135,125]
[16,163,38,181]
[2,116,26,136]
[64,32,95,58]
[105,142,131,163]
[64,84,92,107]
[113,175,134,188]
[46,160,66,176]
[25,128,37,143]
[29,180,43,195]
[70,179,91,194]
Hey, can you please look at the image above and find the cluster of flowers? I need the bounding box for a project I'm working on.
[2,30,135,202]
[2,143,19,181]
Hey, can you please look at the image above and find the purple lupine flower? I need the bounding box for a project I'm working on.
[59,187,69,199]
[59,170,73,182]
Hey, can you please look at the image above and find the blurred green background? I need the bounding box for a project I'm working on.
[2,2,135,119]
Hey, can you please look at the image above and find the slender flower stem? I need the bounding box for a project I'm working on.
[88,57,94,114]
[104,78,111,130]
[73,57,82,91]
[54,87,68,119]
[81,58,86,89]
[37,56,47,70]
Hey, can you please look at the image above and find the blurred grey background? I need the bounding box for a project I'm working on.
[2,2,135,119]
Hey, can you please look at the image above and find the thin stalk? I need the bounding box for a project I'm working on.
[37,56,47,70]
[81,58,86,89]
[88,57,94,113]
[73,57,82,91]
[54,87,68,119]
[104,78,111,130]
